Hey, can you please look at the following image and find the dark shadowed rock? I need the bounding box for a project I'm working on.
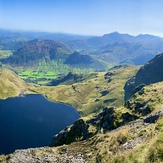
[47,72,84,86]
[50,106,139,147]
[135,53,163,86]
[124,53,163,101]
[144,110,163,123]
[65,51,93,65]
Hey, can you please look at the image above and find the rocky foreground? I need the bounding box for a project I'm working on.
[1,108,162,163]
[4,147,86,163]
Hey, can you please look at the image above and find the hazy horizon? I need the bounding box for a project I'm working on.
[0,0,163,37]
[1,28,163,38]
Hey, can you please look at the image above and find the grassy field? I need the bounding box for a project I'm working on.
[32,65,139,116]
[15,60,95,84]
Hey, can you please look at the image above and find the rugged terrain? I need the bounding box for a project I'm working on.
[0,38,109,84]
[1,62,163,162]
[1,30,163,162]
[31,65,138,116]
[124,53,163,100]
[1,30,163,67]
[1,82,163,162]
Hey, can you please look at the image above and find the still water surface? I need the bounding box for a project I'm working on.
[0,94,80,154]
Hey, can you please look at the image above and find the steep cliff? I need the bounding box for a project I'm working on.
[124,53,163,100]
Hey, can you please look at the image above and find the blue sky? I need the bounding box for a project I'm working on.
[0,0,163,36]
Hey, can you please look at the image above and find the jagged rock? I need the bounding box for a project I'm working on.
[104,72,114,79]
[50,107,139,147]
[50,107,115,147]
[125,98,153,116]
[120,136,146,152]
[116,109,163,153]
[50,119,90,146]
[87,107,115,132]
[144,110,163,123]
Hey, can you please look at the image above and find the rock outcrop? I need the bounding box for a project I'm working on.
[124,53,163,100]
[47,72,85,86]
[50,107,139,147]
[50,107,115,147]
[4,109,163,163]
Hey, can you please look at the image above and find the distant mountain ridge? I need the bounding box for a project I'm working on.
[2,39,73,66]
[1,29,163,68]
[68,32,163,65]
[0,39,107,73]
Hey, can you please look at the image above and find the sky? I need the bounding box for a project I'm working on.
[0,0,163,36]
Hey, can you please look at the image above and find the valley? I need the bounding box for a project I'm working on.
[1,30,163,84]
[1,30,163,163]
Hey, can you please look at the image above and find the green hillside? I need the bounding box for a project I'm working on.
[2,39,73,67]
[1,39,112,84]
[2,80,163,163]
[32,65,138,116]
[0,69,30,99]
[46,81,163,163]
[2,30,163,163]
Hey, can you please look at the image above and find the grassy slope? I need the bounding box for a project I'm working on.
[92,82,163,163]
[63,115,162,163]
[39,79,163,163]
[31,65,139,116]
[2,82,163,162]
[126,81,163,114]
[0,69,31,99]
[2,68,163,162]
[75,81,163,162]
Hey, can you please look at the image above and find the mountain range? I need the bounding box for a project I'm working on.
[1,29,163,69]
[0,39,106,73]
[1,49,163,162]
[68,32,163,65]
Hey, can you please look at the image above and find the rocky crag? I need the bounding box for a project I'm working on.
[3,105,163,162]
[124,53,163,100]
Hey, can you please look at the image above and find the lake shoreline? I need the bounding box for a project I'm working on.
[0,94,80,154]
